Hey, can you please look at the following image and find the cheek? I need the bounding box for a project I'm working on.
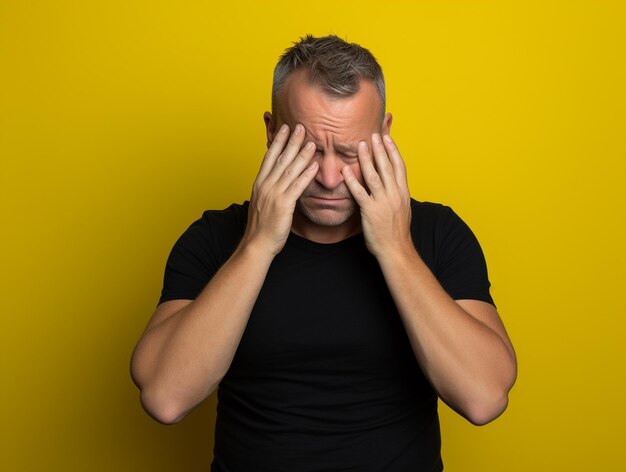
[348,162,364,185]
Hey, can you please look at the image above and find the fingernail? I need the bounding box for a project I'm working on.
[383,134,392,143]
[295,124,303,134]
[372,133,381,143]
[280,124,288,134]
[305,141,314,150]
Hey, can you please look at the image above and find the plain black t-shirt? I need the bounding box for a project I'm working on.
[158,199,494,472]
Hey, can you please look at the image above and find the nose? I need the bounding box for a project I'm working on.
[314,151,345,190]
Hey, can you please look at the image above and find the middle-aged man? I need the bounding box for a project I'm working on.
[131,34,517,471]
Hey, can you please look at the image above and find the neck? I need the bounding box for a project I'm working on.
[291,213,362,244]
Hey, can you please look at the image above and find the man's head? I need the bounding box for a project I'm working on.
[271,34,387,124]
[264,34,392,242]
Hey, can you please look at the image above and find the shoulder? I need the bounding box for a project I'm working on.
[171,201,249,265]
[409,198,463,237]
[194,201,249,236]
[409,198,495,305]
[410,199,453,220]
[157,202,249,306]
[408,198,483,268]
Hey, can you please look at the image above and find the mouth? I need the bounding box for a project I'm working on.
[305,195,352,210]
[309,196,348,203]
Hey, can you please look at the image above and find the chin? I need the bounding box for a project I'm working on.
[296,198,357,227]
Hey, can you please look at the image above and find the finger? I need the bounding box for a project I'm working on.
[382,134,409,194]
[257,123,290,184]
[284,160,319,200]
[276,140,317,191]
[357,140,384,197]
[371,133,396,190]
[341,165,370,206]
[266,123,307,184]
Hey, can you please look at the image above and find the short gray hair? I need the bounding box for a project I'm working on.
[271,34,386,122]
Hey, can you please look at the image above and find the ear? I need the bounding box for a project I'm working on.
[264,111,276,149]
[382,112,393,136]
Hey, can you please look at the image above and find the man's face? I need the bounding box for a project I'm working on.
[265,69,392,240]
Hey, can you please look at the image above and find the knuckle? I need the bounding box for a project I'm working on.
[296,151,310,163]
[378,162,391,173]
[288,135,301,147]
[366,171,380,185]
[257,183,274,198]
[253,180,263,193]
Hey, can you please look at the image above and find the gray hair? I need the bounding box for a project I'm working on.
[271,34,386,122]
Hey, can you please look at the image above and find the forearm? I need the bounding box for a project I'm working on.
[340,132,515,424]
[134,123,317,424]
[377,242,517,425]
[136,240,274,423]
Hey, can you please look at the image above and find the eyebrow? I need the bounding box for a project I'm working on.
[334,143,359,154]
[312,141,358,155]
[302,128,359,155]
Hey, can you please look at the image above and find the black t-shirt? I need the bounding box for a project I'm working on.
[158,199,494,472]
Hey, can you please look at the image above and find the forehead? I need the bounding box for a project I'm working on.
[277,69,382,142]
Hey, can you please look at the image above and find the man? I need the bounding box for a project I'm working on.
[131,34,517,471]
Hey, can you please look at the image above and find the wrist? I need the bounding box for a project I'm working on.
[375,235,421,270]
[234,235,277,266]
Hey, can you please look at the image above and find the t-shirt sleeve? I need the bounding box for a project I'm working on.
[156,218,225,306]
[156,204,248,307]
[434,206,496,308]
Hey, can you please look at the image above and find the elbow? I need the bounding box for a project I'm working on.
[464,392,510,426]
[131,359,180,424]
[130,342,223,424]
[138,380,220,425]
[463,371,517,426]
[130,345,193,424]
[140,387,188,425]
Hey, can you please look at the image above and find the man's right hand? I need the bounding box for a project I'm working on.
[131,123,318,423]
[241,123,318,255]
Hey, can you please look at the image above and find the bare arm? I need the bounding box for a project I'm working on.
[342,133,517,425]
[376,248,516,425]
[130,123,319,424]
[130,241,274,424]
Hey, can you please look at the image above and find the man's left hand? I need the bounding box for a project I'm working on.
[342,133,413,259]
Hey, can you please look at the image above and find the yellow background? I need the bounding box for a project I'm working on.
[2,1,625,470]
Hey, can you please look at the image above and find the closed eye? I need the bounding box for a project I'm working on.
[314,149,358,160]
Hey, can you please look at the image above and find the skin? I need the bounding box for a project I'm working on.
[130,67,517,426]
[262,68,392,244]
